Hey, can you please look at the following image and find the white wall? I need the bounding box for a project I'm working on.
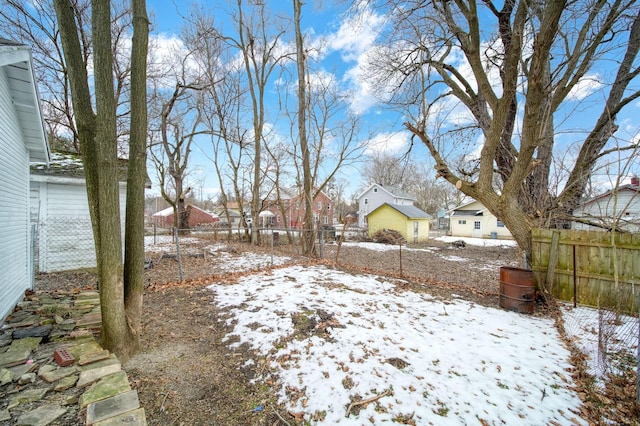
[30,177,128,272]
[449,201,513,239]
[0,65,31,320]
[572,189,640,232]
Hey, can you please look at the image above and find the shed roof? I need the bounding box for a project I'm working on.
[31,151,151,187]
[368,203,432,219]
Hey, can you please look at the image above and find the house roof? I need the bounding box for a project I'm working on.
[152,206,173,217]
[577,184,640,207]
[447,199,492,216]
[357,183,417,201]
[451,209,484,216]
[153,205,218,218]
[368,203,432,219]
[31,151,152,188]
[0,38,49,163]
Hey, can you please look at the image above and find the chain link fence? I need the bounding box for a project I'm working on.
[33,216,97,273]
[559,295,639,392]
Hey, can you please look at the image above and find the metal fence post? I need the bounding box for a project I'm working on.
[399,240,403,276]
[174,227,183,281]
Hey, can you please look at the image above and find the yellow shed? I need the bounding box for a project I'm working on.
[367,203,432,243]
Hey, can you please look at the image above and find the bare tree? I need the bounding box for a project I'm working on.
[366,0,640,260]
[292,0,366,255]
[1,0,134,154]
[228,0,289,244]
[182,8,255,238]
[148,53,209,231]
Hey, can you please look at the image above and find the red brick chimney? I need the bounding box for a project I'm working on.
[631,175,639,186]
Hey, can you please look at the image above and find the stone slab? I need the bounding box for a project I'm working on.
[55,375,79,391]
[69,341,103,359]
[93,408,147,426]
[80,371,131,408]
[39,365,78,383]
[77,362,122,388]
[9,337,42,352]
[15,403,66,426]
[0,408,9,421]
[78,355,120,372]
[0,349,31,368]
[0,368,13,385]
[1,316,38,330]
[76,291,100,300]
[8,387,48,409]
[79,349,110,366]
[86,390,140,424]
[12,325,52,340]
[76,313,102,328]
[8,361,37,380]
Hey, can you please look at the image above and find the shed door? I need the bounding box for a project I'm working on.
[413,221,419,242]
[472,220,482,238]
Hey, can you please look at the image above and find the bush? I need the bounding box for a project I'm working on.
[371,229,406,245]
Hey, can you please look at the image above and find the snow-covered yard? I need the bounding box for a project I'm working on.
[209,264,586,425]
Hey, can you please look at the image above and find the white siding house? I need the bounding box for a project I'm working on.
[30,153,128,272]
[0,40,49,321]
[448,200,513,239]
[357,183,417,228]
[572,177,640,232]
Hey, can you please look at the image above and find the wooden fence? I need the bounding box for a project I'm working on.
[531,228,640,313]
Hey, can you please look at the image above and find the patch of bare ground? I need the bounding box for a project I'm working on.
[126,287,285,425]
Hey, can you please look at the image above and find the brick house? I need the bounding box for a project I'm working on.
[261,188,334,228]
[152,205,219,228]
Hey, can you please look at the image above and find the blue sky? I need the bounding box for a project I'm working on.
[143,0,419,200]
[143,1,640,202]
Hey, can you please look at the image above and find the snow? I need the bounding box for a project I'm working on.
[339,236,517,253]
[435,235,518,247]
[208,263,587,425]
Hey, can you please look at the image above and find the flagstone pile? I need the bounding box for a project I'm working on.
[0,290,146,425]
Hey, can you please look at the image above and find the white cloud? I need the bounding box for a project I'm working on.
[566,74,604,101]
[148,32,201,87]
[323,7,386,114]
[364,131,410,155]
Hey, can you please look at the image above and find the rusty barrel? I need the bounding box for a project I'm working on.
[499,266,535,314]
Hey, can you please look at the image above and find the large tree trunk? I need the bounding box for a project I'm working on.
[55,0,138,361]
[123,0,149,356]
[293,0,315,256]
[91,0,133,359]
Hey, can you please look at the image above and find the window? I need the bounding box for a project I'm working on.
[497,220,505,227]
[326,203,331,210]
[323,216,328,224]
[318,201,322,210]
[374,188,378,193]
[364,198,368,205]
[474,221,481,230]
[458,220,466,225]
